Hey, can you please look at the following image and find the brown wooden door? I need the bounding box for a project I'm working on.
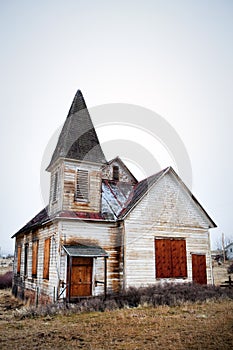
[192,254,207,285]
[69,257,93,297]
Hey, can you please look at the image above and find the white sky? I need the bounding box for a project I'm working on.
[0,0,233,254]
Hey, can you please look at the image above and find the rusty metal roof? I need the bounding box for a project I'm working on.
[63,244,108,257]
[11,207,50,238]
[101,179,134,219]
[58,210,106,220]
[12,207,113,237]
[47,90,106,170]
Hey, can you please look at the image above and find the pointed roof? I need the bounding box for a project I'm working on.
[103,156,138,184]
[118,167,217,228]
[47,90,106,170]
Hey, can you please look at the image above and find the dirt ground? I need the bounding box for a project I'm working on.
[0,289,233,349]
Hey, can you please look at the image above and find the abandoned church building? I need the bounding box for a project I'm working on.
[12,90,216,304]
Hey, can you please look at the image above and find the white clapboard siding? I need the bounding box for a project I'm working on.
[49,164,63,216]
[14,222,60,302]
[48,160,103,216]
[60,220,123,293]
[123,171,213,288]
[62,161,102,213]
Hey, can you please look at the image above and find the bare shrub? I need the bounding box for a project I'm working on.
[108,287,142,308]
[0,271,13,289]
[107,283,233,308]
[147,283,233,306]
[13,283,233,319]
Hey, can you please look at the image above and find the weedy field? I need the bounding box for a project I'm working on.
[0,289,233,349]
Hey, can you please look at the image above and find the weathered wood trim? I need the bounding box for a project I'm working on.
[43,238,51,280]
[17,245,22,275]
[32,240,39,278]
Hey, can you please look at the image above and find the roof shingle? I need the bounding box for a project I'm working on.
[47,90,106,169]
[11,207,50,238]
[118,167,169,218]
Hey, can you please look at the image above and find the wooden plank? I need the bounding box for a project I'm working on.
[155,239,172,278]
[43,238,50,279]
[24,244,28,276]
[17,246,21,274]
[171,239,187,278]
[32,240,39,277]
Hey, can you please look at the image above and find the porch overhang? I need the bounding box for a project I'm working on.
[63,244,108,258]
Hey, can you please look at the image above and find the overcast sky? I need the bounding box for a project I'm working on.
[0,0,233,254]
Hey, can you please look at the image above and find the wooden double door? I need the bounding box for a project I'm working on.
[192,254,207,285]
[68,257,93,298]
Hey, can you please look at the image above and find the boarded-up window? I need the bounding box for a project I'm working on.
[113,166,119,181]
[52,172,58,202]
[75,169,89,201]
[155,238,187,278]
[32,240,39,278]
[24,244,29,276]
[43,238,50,279]
[17,246,22,275]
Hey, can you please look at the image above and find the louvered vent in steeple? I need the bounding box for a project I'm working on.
[75,169,89,201]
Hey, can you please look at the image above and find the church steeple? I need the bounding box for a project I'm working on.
[47,90,106,170]
[67,89,87,116]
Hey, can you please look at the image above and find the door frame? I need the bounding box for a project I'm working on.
[66,255,108,302]
[63,245,108,302]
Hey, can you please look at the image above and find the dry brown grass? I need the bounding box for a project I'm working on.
[0,290,233,349]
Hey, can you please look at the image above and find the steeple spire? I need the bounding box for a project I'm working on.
[67,90,87,117]
[47,90,106,170]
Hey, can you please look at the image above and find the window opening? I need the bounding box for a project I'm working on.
[113,166,119,181]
